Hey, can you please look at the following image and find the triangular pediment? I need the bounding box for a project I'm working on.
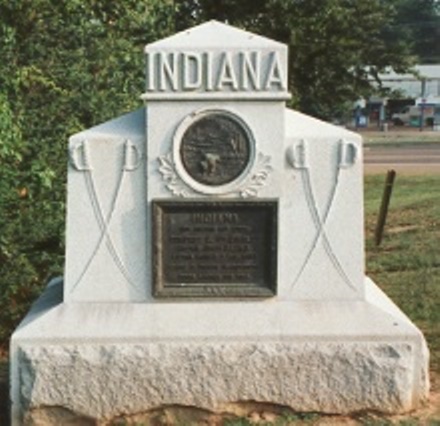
[146,20,284,50]
[143,20,289,101]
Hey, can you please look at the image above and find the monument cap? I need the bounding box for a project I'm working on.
[143,20,290,101]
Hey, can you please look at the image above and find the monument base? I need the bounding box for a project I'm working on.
[11,278,429,425]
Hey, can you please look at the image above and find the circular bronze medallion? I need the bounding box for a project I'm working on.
[180,113,252,186]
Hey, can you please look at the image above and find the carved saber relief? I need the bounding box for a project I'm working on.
[69,139,142,293]
[289,139,358,291]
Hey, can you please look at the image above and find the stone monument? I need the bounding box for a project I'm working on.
[11,21,429,424]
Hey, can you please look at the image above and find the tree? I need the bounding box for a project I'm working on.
[394,0,440,64]
[0,0,174,349]
[175,0,416,119]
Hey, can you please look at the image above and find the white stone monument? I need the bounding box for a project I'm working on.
[11,21,429,424]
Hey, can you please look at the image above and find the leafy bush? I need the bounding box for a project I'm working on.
[1,0,438,350]
[0,0,174,350]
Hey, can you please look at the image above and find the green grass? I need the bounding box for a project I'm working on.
[364,175,440,214]
[364,174,440,371]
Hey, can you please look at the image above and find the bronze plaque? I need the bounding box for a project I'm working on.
[153,200,277,298]
[180,114,251,186]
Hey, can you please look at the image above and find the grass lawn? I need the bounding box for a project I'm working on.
[0,175,439,425]
[364,174,440,374]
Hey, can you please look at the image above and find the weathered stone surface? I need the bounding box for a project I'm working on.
[18,339,425,420]
[11,277,429,424]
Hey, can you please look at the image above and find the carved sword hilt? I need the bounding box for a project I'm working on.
[339,139,358,169]
[286,139,309,169]
[69,140,92,171]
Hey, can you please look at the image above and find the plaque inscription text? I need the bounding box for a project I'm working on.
[153,200,277,298]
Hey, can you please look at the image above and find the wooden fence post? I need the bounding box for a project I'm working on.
[374,170,396,246]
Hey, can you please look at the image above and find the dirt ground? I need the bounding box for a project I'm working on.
[356,127,440,144]
[364,163,440,175]
[362,129,440,175]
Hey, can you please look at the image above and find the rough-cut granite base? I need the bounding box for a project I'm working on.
[10,278,429,425]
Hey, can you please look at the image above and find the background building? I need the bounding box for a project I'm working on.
[357,65,440,128]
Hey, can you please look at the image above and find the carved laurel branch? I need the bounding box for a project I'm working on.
[158,153,194,197]
[157,152,273,198]
[240,152,273,198]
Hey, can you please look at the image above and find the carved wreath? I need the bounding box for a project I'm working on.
[158,151,273,198]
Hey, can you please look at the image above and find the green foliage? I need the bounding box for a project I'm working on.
[175,0,420,119]
[0,0,174,349]
[394,0,440,64]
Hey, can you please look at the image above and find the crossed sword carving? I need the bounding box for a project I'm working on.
[69,139,141,292]
[69,137,356,292]
[288,139,358,290]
